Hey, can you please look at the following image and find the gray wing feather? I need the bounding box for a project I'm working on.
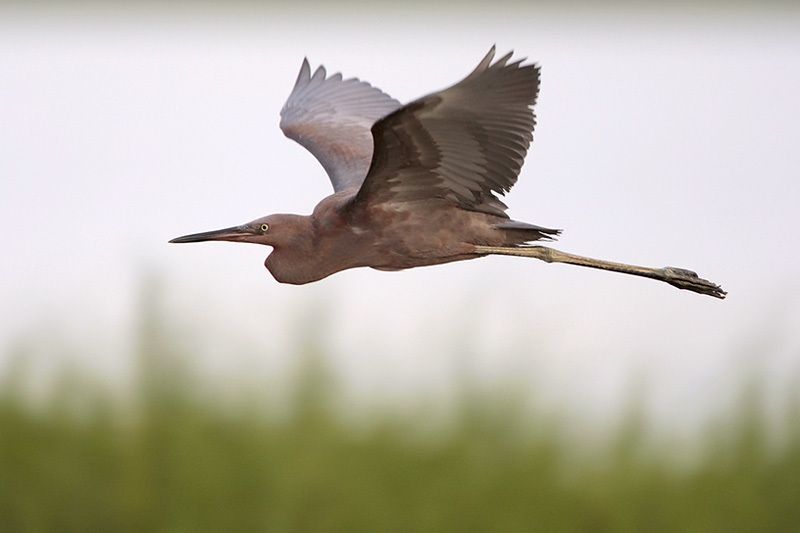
[355,47,540,216]
[280,58,402,192]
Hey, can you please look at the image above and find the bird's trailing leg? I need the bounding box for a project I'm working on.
[474,245,726,299]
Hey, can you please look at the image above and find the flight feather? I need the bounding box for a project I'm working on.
[280,59,402,192]
[355,47,540,217]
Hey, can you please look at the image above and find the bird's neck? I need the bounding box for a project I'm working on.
[264,211,369,285]
[261,215,315,284]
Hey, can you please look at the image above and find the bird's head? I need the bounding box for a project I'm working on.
[169,214,309,248]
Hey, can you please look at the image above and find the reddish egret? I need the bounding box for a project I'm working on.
[171,47,726,299]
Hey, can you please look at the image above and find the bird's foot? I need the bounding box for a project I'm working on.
[659,267,727,299]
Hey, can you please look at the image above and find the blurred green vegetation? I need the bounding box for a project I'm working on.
[0,288,799,532]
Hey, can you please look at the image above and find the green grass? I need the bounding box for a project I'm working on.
[0,293,798,532]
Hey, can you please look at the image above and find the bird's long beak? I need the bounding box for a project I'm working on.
[169,225,254,244]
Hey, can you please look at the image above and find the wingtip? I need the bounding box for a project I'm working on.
[485,44,496,64]
[311,64,326,83]
[495,50,514,68]
[468,45,497,78]
[295,57,312,87]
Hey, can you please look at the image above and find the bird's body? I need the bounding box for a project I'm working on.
[255,192,553,284]
[172,47,725,298]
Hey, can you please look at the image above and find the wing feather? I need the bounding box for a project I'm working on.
[280,59,401,192]
[354,47,541,216]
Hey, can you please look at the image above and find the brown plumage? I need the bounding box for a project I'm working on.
[171,47,726,299]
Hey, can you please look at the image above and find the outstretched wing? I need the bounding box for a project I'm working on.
[355,47,540,217]
[280,59,402,192]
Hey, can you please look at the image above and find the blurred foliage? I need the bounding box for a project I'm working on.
[0,287,799,532]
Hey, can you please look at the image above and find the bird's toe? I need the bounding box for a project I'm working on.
[660,266,727,299]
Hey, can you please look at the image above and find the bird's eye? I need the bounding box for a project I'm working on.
[260,223,269,232]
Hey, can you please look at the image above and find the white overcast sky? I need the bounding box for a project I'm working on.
[1,3,799,429]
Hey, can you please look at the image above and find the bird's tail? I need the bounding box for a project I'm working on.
[495,220,561,243]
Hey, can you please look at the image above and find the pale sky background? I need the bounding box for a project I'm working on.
[1,3,799,432]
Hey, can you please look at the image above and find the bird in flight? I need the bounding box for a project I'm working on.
[171,47,725,299]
